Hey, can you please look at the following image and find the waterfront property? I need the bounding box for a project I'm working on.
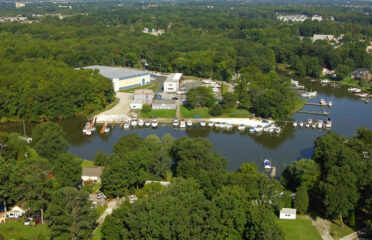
[83,65,151,91]
[280,208,297,219]
[152,99,177,110]
[130,89,154,109]
[82,166,104,186]
[163,73,182,92]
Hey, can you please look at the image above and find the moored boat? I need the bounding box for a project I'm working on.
[319,99,326,106]
[145,120,151,127]
[173,118,179,127]
[328,101,333,107]
[220,122,227,128]
[180,119,186,128]
[317,120,324,129]
[151,120,158,128]
[86,130,92,136]
[200,120,206,127]
[255,125,263,132]
[263,125,270,132]
[325,118,332,128]
[293,121,297,127]
[264,159,272,170]
[305,123,310,128]
[249,127,255,133]
[131,118,138,127]
[187,120,192,127]
[208,122,214,127]
[299,121,304,128]
[124,120,130,129]
[138,119,144,127]
[226,124,233,130]
[275,127,281,134]
[104,126,110,133]
[238,124,246,131]
[215,122,220,128]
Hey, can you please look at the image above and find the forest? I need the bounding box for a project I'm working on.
[0,3,371,121]
[1,122,370,239]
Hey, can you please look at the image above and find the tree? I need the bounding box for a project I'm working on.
[335,64,350,80]
[46,187,97,240]
[211,104,223,116]
[294,184,309,214]
[186,86,215,109]
[53,153,82,188]
[221,92,237,110]
[32,122,68,161]
[142,104,151,113]
[94,151,109,166]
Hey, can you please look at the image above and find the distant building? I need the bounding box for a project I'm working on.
[152,99,177,110]
[6,206,25,219]
[279,208,297,219]
[133,89,154,104]
[145,180,171,187]
[81,166,104,186]
[83,66,150,91]
[351,69,372,82]
[143,28,165,36]
[311,15,323,21]
[15,2,25,8]
[312,34,336,42]
[163,73,182,92]
[366,44,372,54]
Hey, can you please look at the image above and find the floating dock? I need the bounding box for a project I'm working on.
[305,103,327,107]
[297,111,329,116]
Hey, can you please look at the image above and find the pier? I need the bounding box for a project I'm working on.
[100,123,108,134]
[305,103,327,107]
[297,110,329,116]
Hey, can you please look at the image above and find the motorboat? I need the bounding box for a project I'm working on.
[312,121,317,128]
[173,118,179,127]
[151,120,158,128]
[264,159,272,170]
[305,123,310,128]
[226,124,233,130]
[275,127,281,134]
[131,118,138,127]
[328,101,333,107]
[299,121,304,128]
[318,120,324,129]
[325,118,332,128]
[215,122,220,128]
[91,126,96,132]
[319,99,327,106]
[208,122,214,127]
[293,121,297,127]
[307,119,313,124]
[124,121,130,129]
[145,120,151,127]
[138,119,144,127]
[249,127,255,133]
[82,122,90,133]
[220,122,227,128]
[85,130,92,136]
[255,125,263,132]
[290,79,299,85]
[301,91,317,97]
[357,93,368,98]
[238,124,246,131]
[263,126,270,133]
[187,120,192,127]
[321,79,330,84]
[200,120,206,127]
[348,87,358,92]
[180,119,186,128]
[104,126,110,133]
[354,89,361,93]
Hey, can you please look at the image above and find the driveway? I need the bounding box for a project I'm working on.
[95,92,133,123]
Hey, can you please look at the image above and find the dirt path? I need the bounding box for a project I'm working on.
[93,197,124,235]
[95,92,133,123]
[311,217,335,240]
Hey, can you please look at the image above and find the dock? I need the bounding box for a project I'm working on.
[100,123,108,134]
[297,111,329,116]
[305,103,327,107]
[270,166,276,178]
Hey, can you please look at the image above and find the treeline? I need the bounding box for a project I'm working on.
[0,59,115,121]
[282,128,372,231]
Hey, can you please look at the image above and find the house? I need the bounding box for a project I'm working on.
[152,99,177,110]
[82,66,151,91]
[279,208,297,219]
[311,15,323,21]
[313,34,336,42]
[351,69,372,82]
[81,166,104,186]
[145,180,171,187]
[163,73,183,92]
[322,68,335,76]
[6,206,25,219]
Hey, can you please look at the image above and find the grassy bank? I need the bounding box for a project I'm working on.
[340,77,372,93]
[140,109,176,118]
[180,106,210,118]
[330,220,354,239]
[82,159,95,168]
[220,108,252,118]
[0,220,50,240]
[276,216,322,240]
[289,98,307,117]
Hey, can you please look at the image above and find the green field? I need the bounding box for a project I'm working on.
[276,216,322,240]
[140,109,176,118]
[82,159,95,168]
[180,106,210,118]
[0,220,50,240]
[220,108,252,118]
[289,98,307,117]
[330,220,354,239]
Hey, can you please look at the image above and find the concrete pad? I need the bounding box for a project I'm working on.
[96,92,133,123]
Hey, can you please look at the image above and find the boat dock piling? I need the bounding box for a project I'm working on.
[100,123,108,134]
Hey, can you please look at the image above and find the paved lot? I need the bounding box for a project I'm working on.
[95,92,133,122]
[181,80,202,90]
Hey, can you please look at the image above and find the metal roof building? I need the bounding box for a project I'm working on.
[83,65,151,91]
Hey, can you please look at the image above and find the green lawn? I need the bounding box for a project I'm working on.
[220,108,252,118]
[330,220,354,239]
[82,159,95,168]
[0,220,50,240]
[180,106,210,118]
[289,98,307,117]
[140,109,176,118]
[341,77,372,93]
[96,205,108,217]
[92,224,103,240]
[276,216,322,240]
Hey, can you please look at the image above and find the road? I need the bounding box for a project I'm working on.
[95,92,133,123]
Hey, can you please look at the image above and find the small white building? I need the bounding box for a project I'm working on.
[6,206,25,219]
[311,15,323,21]
[145,181,171,187]
[81,166,104,186]
[129,100,143,110]
[279,208,297,219]
[164,73,182,92]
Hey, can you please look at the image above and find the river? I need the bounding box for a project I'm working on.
[1,78,371,174]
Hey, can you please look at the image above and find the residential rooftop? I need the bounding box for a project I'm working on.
[165,73,182,83]
[83,65,149,79]
[82,166,104,177]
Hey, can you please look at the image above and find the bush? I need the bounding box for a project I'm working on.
[210,104,223,116]
[142,104,151,113]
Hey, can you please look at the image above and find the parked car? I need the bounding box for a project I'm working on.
[172,97,179,100]
[24,218,33,226]
[97,193,103,199]
[155,94,162,100]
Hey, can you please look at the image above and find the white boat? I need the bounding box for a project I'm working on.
[354,89,361,93]
[173,118,179,127]
[86,130,92,136]
[319,99,326,105]
[264,159,272,170]
[104,126,110,133]
[255,125,263,132]
[145,120,151,127]
[321,79,330,84]
[299,121,304,128]
[325,118,332,128]
[293,121,297,127]
[124,121,130,129]
[269,127,275,134]
[263,126,270,132]
[291,79,299,85]
[220,122,227,128]
[200,120,206,127]
[187,120,192,127]
[357,93,368,98]
[238,124,246,131]
[215,122,220,128]
[138,119,144,127]
[131,118,138,127]
[249,127,255,133]
[301,91,317,97]
[180,120,186,128]
[82,122,90,133]
[318,120,324,129]
[312,121,317,128]
[208,122,214,127]
[275,127,281,134]
[151,120,158,128]
[226,124,233,130]
[328,101,333,107]
[348,87,358,92]
[307,119,313,124]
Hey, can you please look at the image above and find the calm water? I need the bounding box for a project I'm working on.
[1,78,371,174]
